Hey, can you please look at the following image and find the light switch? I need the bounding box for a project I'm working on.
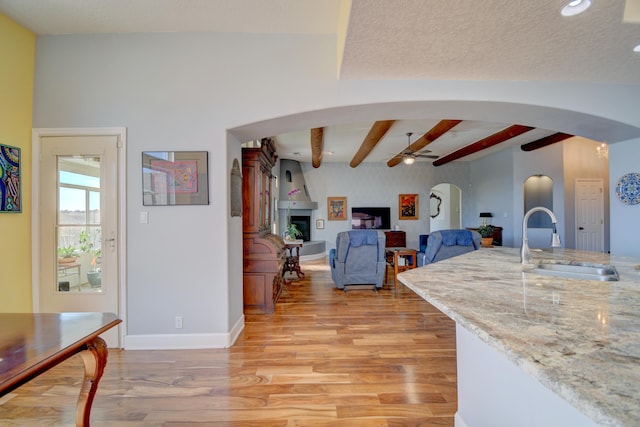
[140,211,149,223]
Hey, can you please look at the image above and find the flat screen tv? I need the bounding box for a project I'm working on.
[351,207,391,230]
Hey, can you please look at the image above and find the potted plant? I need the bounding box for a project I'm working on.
[87,251,102,287]
[79,230,103,287]
[58,245,78,264]
[285,223,303,241]
[477,224,495,247]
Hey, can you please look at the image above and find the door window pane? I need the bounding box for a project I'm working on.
[56,157,102,292]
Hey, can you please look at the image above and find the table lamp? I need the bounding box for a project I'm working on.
[479,212,493,226]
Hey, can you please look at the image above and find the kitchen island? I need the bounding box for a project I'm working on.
[398,246,640,427]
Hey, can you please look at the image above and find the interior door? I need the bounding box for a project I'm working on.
[38,134,121,346]
[575,179,604,252]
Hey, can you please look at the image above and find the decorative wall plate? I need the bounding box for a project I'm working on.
[615,172,640,205]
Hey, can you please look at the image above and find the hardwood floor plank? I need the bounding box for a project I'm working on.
[0,257,456,426]
[337,403,435,418]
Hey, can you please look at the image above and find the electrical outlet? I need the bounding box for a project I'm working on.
[175,316,183,329]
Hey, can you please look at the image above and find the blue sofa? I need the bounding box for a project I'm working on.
[329,230,386,289]
[417,229,481,267]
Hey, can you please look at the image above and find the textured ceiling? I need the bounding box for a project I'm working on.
[2,0,637,83]
[1,0,639,164]
[341,0,640,83]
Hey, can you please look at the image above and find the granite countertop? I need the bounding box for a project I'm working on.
[398,247,640,427]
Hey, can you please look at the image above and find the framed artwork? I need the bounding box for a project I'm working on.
[0,144,21,213]
[315,219,325,229]
[142,151,209,206]
[399,194,419,220]
[327,197,347,220]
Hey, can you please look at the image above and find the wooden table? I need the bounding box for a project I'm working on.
[283,241,305,281]
[58,262,81,289]
[386,248,417,291]
[0,312,121,427]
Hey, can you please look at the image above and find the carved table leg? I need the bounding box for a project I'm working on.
[76,337,108,427]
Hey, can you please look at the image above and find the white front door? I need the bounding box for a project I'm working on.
[34,129,125,347]
[575,178,604,252]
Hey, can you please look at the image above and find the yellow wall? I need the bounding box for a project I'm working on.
[0,13,35,312]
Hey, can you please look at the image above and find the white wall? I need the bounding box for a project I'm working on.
[609,138,640,257]
[32,32,640,347]
[429,183,460,232]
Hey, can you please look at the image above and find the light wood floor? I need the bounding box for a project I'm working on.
[0,258,457,426]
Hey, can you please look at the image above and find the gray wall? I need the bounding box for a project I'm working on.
[562,138,610,252]
[610,138,640,257]
[299,161,472,252]
[31,31,640,348]
[470,149,515,246]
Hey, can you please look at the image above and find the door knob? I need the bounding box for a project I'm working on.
[578,227,584,230]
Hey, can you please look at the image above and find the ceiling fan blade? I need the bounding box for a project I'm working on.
[414,154,439,159]
[387,119,463,167]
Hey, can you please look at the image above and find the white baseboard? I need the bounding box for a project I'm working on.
[299,252,328,262]
[124,315,244,350]
[455,412,469,427]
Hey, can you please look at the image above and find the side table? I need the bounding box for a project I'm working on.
[385,248,417,291]
[283,241,305,281]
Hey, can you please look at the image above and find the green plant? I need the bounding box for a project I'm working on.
[78,230,93,253]
[58,245,77,258]
[477,224,495,238]
[79,229,101,255]
[286,223,303,239]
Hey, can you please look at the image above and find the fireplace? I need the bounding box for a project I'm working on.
[290,215,311,242]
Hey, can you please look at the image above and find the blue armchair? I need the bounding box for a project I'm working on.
[417,229,481,267]
[329,230,386,289]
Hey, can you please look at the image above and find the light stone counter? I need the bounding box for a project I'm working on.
[398,246,640,427]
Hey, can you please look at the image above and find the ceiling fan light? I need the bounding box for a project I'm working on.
[561,0,592,16]
[403,155,415,165]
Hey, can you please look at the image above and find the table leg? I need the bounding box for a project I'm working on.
[394,252,400,291]
[283,246,305,281]
[76,337,108,427]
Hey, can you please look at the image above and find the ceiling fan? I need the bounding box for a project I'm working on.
[401,132,439,165]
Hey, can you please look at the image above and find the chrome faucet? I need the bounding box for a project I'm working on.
[521,206,561,264]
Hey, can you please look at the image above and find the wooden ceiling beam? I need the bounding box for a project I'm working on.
[387,119,462,167]
[310,127,324,168]
[433,124,534,167]
[350,120,396,168]
[520,132,573,151]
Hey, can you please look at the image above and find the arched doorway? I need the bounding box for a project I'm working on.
[523,175,556,249]
[429,183,461,232]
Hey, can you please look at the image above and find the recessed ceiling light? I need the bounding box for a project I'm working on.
[561,0,592,16]
[634,44,640,53]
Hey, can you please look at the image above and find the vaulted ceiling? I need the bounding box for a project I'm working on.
[2,0,639,166]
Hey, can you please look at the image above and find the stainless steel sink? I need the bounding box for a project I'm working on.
[526,261,619,281]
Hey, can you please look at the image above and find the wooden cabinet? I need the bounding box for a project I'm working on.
[242,139,285,314]
[384,231,406,248]
[467,226,503,246]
